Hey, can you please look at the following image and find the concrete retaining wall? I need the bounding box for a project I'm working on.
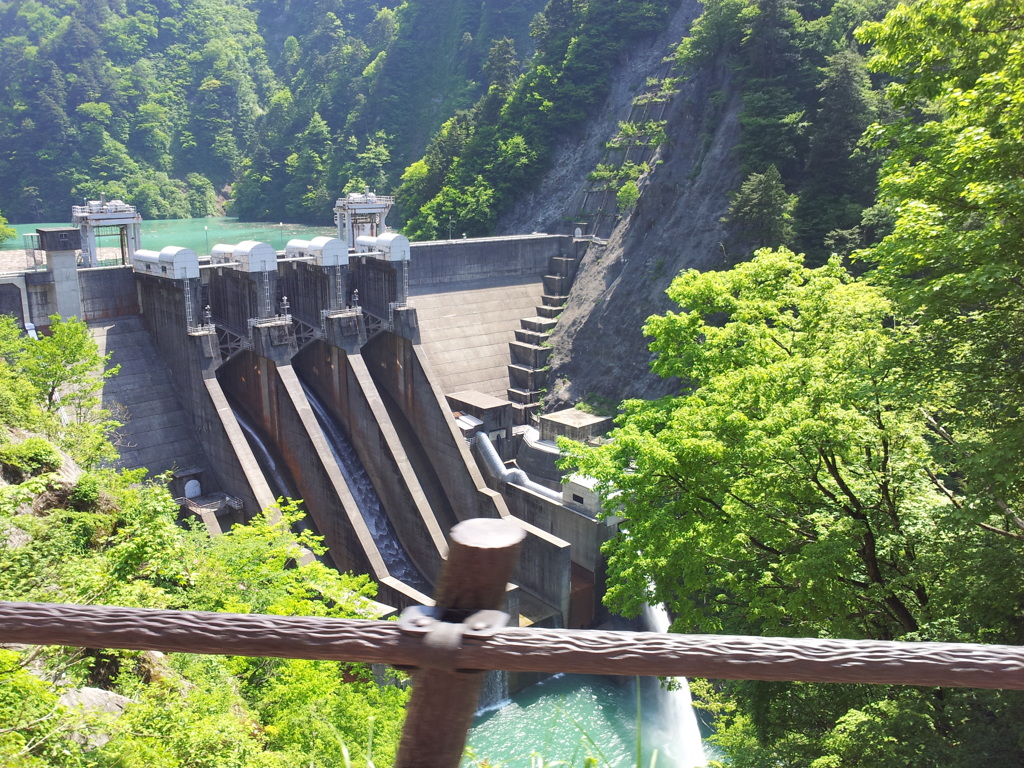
[501,483,614,575]
[6,264,141,330]
[274,363,431,609]
[408,235,569,286]
[363,328,501,521]
[278,261,348,325]
[26,278,57,328]
[0,283,25,327]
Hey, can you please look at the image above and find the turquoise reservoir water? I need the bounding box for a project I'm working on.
[464,674,706,768]
[1,217,337,255]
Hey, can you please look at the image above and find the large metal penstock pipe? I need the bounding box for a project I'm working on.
[474,431,562,503]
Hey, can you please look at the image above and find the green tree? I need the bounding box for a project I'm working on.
[482,38,520,90]
[563,249,951,637]
[13,315,121,467]
[355,130,392,193]
[561,248,1024,765]
[857,0,1024,536]
[0,345,39,431]
[675,0,747,68]
[723,164,796,248]
[284,112,333,222]
[0,478,409,767]
[0,210,14,244]
[185,172,218,217]
[795,48,879,256]
[616,179,640,213]
[19,315,118,416]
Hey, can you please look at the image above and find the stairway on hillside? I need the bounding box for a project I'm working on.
[507,250,584,424]
[90,317,207,476]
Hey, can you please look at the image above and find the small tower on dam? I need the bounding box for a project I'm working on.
[34,227,84,320]
[334,188,394,247]
[334,190,413,337]
[72,198,143,268]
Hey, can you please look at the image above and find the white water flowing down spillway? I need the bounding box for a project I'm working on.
[233,406,299,502]
[300,381,431,594]
[641,604,707,768]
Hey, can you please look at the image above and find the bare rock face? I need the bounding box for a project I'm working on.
[58,687,132,749]
[498,0,742,410]
[547,66,742,410]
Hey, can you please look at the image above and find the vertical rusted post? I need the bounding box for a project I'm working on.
[395,518,525,768]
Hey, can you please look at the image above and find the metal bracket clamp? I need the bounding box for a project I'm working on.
[396,605,511,672]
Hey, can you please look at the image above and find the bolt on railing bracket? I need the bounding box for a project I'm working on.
[396,605,510,672]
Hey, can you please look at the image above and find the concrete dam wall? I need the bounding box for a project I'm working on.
[4,230,605,627]
[126,234,574,621]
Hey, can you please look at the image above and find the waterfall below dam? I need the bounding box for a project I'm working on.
[639,604,707,768]
[466,608,707,768]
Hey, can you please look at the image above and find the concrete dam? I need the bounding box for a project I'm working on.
[1,195,616,632]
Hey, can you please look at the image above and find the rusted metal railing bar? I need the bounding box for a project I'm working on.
[2,600,1022,691]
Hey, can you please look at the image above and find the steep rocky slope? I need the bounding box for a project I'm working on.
[496,0,742,408]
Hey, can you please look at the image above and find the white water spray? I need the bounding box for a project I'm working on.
[642,604,707,768]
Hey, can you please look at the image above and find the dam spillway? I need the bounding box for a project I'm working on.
[300,377,430,594]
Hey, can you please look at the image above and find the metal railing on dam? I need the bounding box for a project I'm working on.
[2,518,1021,768]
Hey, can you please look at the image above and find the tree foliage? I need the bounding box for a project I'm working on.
[0,209,14,243]
[677,0,895,260]
[564,250,952,637]
[858,0,1024,531]
[0,0,547,225]
[0,484,409,768]
[562,248,1024,765]
[397,0,680,239]
[0,314,120,468]
[723,164,796,248]
[0,312,408,765]
[562,0,1024,763]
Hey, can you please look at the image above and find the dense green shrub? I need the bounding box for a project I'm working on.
[68,472,102,511]
[0,437,61,482]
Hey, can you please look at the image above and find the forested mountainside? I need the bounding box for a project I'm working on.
[496,0,896,407]
[0,0,547,224]
[0,0,885,246]
[0,0,896,405]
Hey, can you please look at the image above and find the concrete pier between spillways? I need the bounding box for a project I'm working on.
[132,268,278,519]
[360,324,571,621]
[295,335,451,576]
